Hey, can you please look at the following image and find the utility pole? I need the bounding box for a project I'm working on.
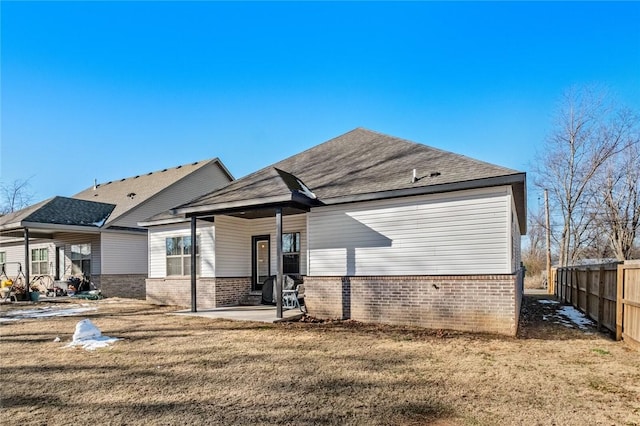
[544,189,553,295]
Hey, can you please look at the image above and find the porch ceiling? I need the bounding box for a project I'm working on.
[190,204,309,220]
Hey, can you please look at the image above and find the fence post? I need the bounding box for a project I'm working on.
[569,268,574,305]
[585,267,590,316]
[616,264,624,341]
[598,266,605,331]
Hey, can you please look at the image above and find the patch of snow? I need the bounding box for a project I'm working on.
[0,305,96,322]
[65,319,120,351]
[538,299,559,305]
[557,306,594,330]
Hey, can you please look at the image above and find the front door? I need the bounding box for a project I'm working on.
[252,235,270,291]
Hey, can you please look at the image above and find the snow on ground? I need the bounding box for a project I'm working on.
[557,306,595,330]
[65,319,120,351]
[538,299,595,330]
[1,305,120,350]
[0,304,96,322]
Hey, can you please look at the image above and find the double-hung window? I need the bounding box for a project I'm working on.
[166,236,200,276]
[282,232,300,275]
[31,248,49,275]
[0,252,5,266]
[71,244,91,277]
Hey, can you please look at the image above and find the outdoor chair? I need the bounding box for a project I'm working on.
[261,275,306,312]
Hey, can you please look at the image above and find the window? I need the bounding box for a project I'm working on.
[166,236,200,276]
[71,244,91,277]
[0,251,6,266]
[282,232,300,275]
[31,248,49,275]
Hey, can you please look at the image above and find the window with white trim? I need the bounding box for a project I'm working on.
[71,244,91,277]
[166,236,200,276]
[31,248,49,275]
[282,232,300,275]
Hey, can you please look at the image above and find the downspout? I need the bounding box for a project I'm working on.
[24,228,30,299]
[190,217,197,312]
[275,207,283,319]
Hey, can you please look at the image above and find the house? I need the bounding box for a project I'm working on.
[143,128,527,335]
[0,158,233,298]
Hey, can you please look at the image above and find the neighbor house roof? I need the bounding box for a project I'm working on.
[0,196,115,235]
[74,158,233,227]
[172,128,527,231]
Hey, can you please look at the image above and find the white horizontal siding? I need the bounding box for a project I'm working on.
[147,221,215,278]
[214,215,250,277]
[100,232,148,275]
[213,213,307,278]
[0,240,55,277]
[54,233,102,277]
[308,187,512,276]
[244,214,307,276]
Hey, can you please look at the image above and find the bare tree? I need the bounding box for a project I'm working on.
[522,206,547,276]
[593,140,640,260]
[533,86,637,266]
[0,178,34,214]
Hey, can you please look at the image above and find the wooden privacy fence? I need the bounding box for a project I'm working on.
[554,260,640,349]
[617,261,640,349]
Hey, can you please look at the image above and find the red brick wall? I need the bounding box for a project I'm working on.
[304,275,521,336]
[145,277,251,309]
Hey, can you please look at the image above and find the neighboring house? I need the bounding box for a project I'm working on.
[143,128,527,336]
[0,158,233,298]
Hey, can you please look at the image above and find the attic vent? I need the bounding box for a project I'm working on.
[162,168,168,172]
[127,192,136,199]
[148,172,153,175]
[134,175,140,179]
[430,172,441,178]
[120,178,126,182]
[192,161,198,165]
[106,181,112,185]
[176,165,182,169]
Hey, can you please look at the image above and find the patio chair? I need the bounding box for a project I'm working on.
[261,275,306,312]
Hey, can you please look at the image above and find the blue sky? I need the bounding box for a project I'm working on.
[2,1,639,207]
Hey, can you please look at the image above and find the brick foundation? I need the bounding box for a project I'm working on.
[99,274,147,299]
[304,275,521,336]
[145,277,251,309]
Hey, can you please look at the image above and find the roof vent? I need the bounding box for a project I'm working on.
[93,179,97,191]
[430,172,441,178]
[127,192,136,199]
[412,169,418,183]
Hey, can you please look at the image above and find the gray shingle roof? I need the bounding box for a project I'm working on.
[177,127,524,211]
[0,196,115,231]
[73,158,230,226]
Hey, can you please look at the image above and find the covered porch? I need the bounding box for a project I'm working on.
[173,168,319,319]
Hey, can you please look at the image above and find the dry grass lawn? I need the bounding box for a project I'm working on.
[1,296,639,426]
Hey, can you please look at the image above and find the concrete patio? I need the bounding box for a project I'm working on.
[171,305,305,323]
